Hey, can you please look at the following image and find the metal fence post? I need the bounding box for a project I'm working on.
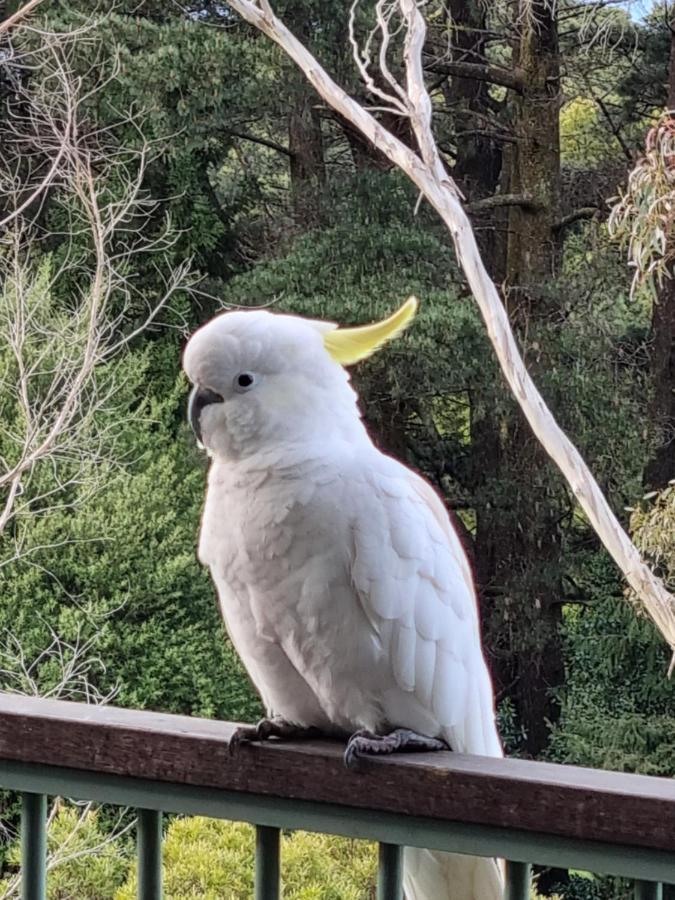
[505,860,531,900]
[255,825,280,900]
[137,808,162,900]
[635,881,663,900]
[377,843,403,900]
[21,792,46,900]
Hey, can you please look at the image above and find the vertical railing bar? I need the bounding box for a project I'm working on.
[21,792,46,900]
[137,808,162,900]
[377,842,403,900]
[634,881,663,900]
[255,825,280,900]
[505,860,531,900]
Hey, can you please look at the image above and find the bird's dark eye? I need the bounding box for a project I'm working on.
[234,372,257,393]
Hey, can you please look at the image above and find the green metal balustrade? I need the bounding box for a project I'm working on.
[1,694,672,900]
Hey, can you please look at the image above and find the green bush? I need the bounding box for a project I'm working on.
[116,817,377,899]
[0,804,130,900]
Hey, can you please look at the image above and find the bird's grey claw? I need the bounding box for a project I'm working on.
[229,717,323,755]
[228,723,262,755]
[344,727,448,768]
[344,729,376,768]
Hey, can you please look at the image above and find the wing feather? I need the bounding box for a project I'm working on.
[352,460,502,757]
[392,619,417,692]
[414,578,443,641]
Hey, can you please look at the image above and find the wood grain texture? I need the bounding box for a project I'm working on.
[1,693,674,852]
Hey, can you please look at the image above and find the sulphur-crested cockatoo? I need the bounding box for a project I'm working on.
[183,299,503,900]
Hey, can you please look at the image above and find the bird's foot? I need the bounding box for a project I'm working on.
[229,716,323,754]
[344,727,448,768]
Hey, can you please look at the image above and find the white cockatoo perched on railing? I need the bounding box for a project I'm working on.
[183,300,503,900]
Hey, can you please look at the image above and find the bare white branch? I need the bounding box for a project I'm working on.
[0,18,197,556]
[349,0,409,116]
[0,0,46,36]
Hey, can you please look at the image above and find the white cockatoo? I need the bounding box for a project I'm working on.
[183,299,503,900]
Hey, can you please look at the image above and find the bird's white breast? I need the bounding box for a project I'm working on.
[199,446,389,731]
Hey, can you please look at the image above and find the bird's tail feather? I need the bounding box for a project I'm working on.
[403,847,503,900]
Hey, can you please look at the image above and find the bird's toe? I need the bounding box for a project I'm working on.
[343,727,448,768]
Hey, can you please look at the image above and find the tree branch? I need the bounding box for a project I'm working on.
[425,60,525,94]
[454,128,517,145]
[553,206,600,231]
[0,0,46,35]
[227,130,295,157]
[0,28,195,549]
[466,193,540,213]
[591,90,634,163]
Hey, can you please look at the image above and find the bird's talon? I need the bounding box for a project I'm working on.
[228,724,260,755]
[228,717,324,754]
[344,727,448,768]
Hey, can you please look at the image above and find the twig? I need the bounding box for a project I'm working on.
[0,0,46,36]
[553,206,600,231]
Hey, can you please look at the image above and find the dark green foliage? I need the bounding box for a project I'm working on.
[551,486,675,778]
[550,551,675,776]
[548,873,629,900]
[220,171,492,495]
[0,337,260,723]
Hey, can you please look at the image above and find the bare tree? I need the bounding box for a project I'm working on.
[223,0,675,663]
[0,16,196,565]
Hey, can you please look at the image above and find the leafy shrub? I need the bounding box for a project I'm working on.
[0,804,130,900]
[116,817,377,899]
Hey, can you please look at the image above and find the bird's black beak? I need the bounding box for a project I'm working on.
[188,386,224,444]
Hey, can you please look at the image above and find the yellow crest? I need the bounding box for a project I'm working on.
[323,296,418,365]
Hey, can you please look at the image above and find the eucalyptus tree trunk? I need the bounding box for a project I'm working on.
[442,0,503,214]
[288,77,326,225]
[440,0,510,680]
[506,2,561,299]
[493,0,564,757]
[285,9,326,226]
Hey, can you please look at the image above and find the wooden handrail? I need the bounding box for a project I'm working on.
[1,692,674,853]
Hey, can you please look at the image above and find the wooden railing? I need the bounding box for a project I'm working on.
[0,692,672,899]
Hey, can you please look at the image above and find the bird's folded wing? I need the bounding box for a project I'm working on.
[350,462,502,757]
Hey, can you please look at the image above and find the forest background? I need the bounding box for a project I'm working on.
[0,0,674,897]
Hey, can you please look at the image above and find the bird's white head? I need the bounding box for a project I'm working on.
[182,299,417,461]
